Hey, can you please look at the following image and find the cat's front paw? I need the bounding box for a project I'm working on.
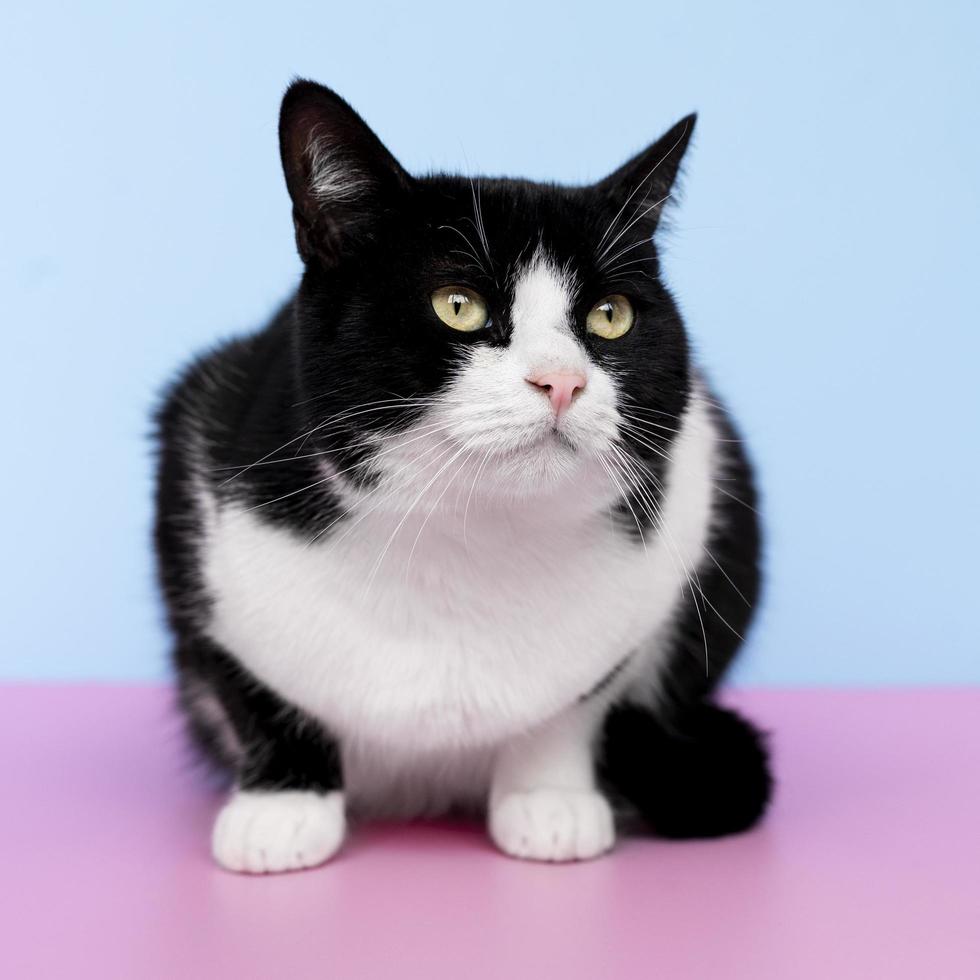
[489,788,615,862]
[212,789,346,873]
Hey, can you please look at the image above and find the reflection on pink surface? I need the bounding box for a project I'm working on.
[1,687,977,979]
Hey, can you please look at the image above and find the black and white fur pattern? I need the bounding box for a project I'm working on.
[155,80,771,873]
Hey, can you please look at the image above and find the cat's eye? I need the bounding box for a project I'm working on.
[430,286,489,332]
[586,295,635,340]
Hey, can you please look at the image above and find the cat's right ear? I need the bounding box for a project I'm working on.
[279,80,412,266]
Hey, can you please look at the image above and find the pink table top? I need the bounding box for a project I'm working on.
[2,686,978,979]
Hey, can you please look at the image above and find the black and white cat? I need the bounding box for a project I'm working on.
[154,80,771,873]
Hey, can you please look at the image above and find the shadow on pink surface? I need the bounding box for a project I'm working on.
[1,687,977,979]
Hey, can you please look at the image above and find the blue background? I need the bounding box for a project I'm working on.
[2,1,977,683]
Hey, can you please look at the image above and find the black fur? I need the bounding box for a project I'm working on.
[174,636,342,793]
[601,703,772,838]
[154,79,771,842]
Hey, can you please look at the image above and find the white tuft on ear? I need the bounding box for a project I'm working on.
[306,127,372,205]
[279,80,412,263]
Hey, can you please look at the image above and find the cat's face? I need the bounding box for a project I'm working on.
[280,81,695,508]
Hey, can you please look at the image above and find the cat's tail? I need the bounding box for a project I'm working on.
[599,701,773,838]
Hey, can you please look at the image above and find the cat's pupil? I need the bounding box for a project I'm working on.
[453,301,462,316]
[604,305,614,322]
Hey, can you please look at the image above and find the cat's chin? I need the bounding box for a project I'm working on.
[483,434,597,498]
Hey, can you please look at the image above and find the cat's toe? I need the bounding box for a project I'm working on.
[211,789,346,873]
[489,789,615,862]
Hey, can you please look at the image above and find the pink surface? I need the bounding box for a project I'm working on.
[1,687,978,979]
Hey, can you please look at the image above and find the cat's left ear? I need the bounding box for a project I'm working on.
[279,79,413,266]
[592,114,697,233]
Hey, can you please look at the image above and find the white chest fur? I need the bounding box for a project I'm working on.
[200,392,717,765]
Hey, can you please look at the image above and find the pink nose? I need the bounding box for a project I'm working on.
[527,370,587,418]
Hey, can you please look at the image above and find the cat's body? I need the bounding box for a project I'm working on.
[155,81,771,872]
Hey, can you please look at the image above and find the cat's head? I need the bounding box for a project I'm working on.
[279,80,695,509]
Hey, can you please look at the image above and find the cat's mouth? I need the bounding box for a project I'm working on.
[507,426,578,457]
[550,429,578,453]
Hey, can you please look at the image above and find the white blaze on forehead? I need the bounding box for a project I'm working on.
[508,248,588,376]
[510,249,577,342]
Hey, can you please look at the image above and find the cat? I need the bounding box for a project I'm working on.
[154,79,772,873]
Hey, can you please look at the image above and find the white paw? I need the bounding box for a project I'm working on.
[489,789,615,862]
[211,789,346,873]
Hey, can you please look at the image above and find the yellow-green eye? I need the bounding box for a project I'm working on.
[586,295,635,340]
[430,286,489,332]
